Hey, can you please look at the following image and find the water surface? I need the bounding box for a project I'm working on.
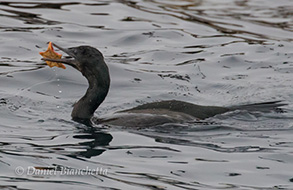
[0,0,293,189]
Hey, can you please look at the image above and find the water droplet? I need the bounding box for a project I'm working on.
[59,90,62,93]
[57,105,60,109]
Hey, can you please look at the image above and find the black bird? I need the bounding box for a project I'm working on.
[42,43,286,127]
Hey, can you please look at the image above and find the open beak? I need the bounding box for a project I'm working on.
[41,43,78,70]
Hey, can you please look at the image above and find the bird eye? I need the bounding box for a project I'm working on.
[81,49,86,54]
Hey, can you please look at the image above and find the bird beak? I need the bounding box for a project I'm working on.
[41,43,79,70]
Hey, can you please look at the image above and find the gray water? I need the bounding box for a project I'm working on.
[0,0,293,189]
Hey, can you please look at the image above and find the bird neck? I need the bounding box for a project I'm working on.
[71,66,110,123]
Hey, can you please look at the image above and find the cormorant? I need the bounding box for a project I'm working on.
[42,43,286,127]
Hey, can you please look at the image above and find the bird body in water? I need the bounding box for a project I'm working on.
[42,43,286,127]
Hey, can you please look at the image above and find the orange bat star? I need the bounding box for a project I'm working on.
[39,42,66,69]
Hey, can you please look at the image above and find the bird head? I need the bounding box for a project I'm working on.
[41,43,105,76]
